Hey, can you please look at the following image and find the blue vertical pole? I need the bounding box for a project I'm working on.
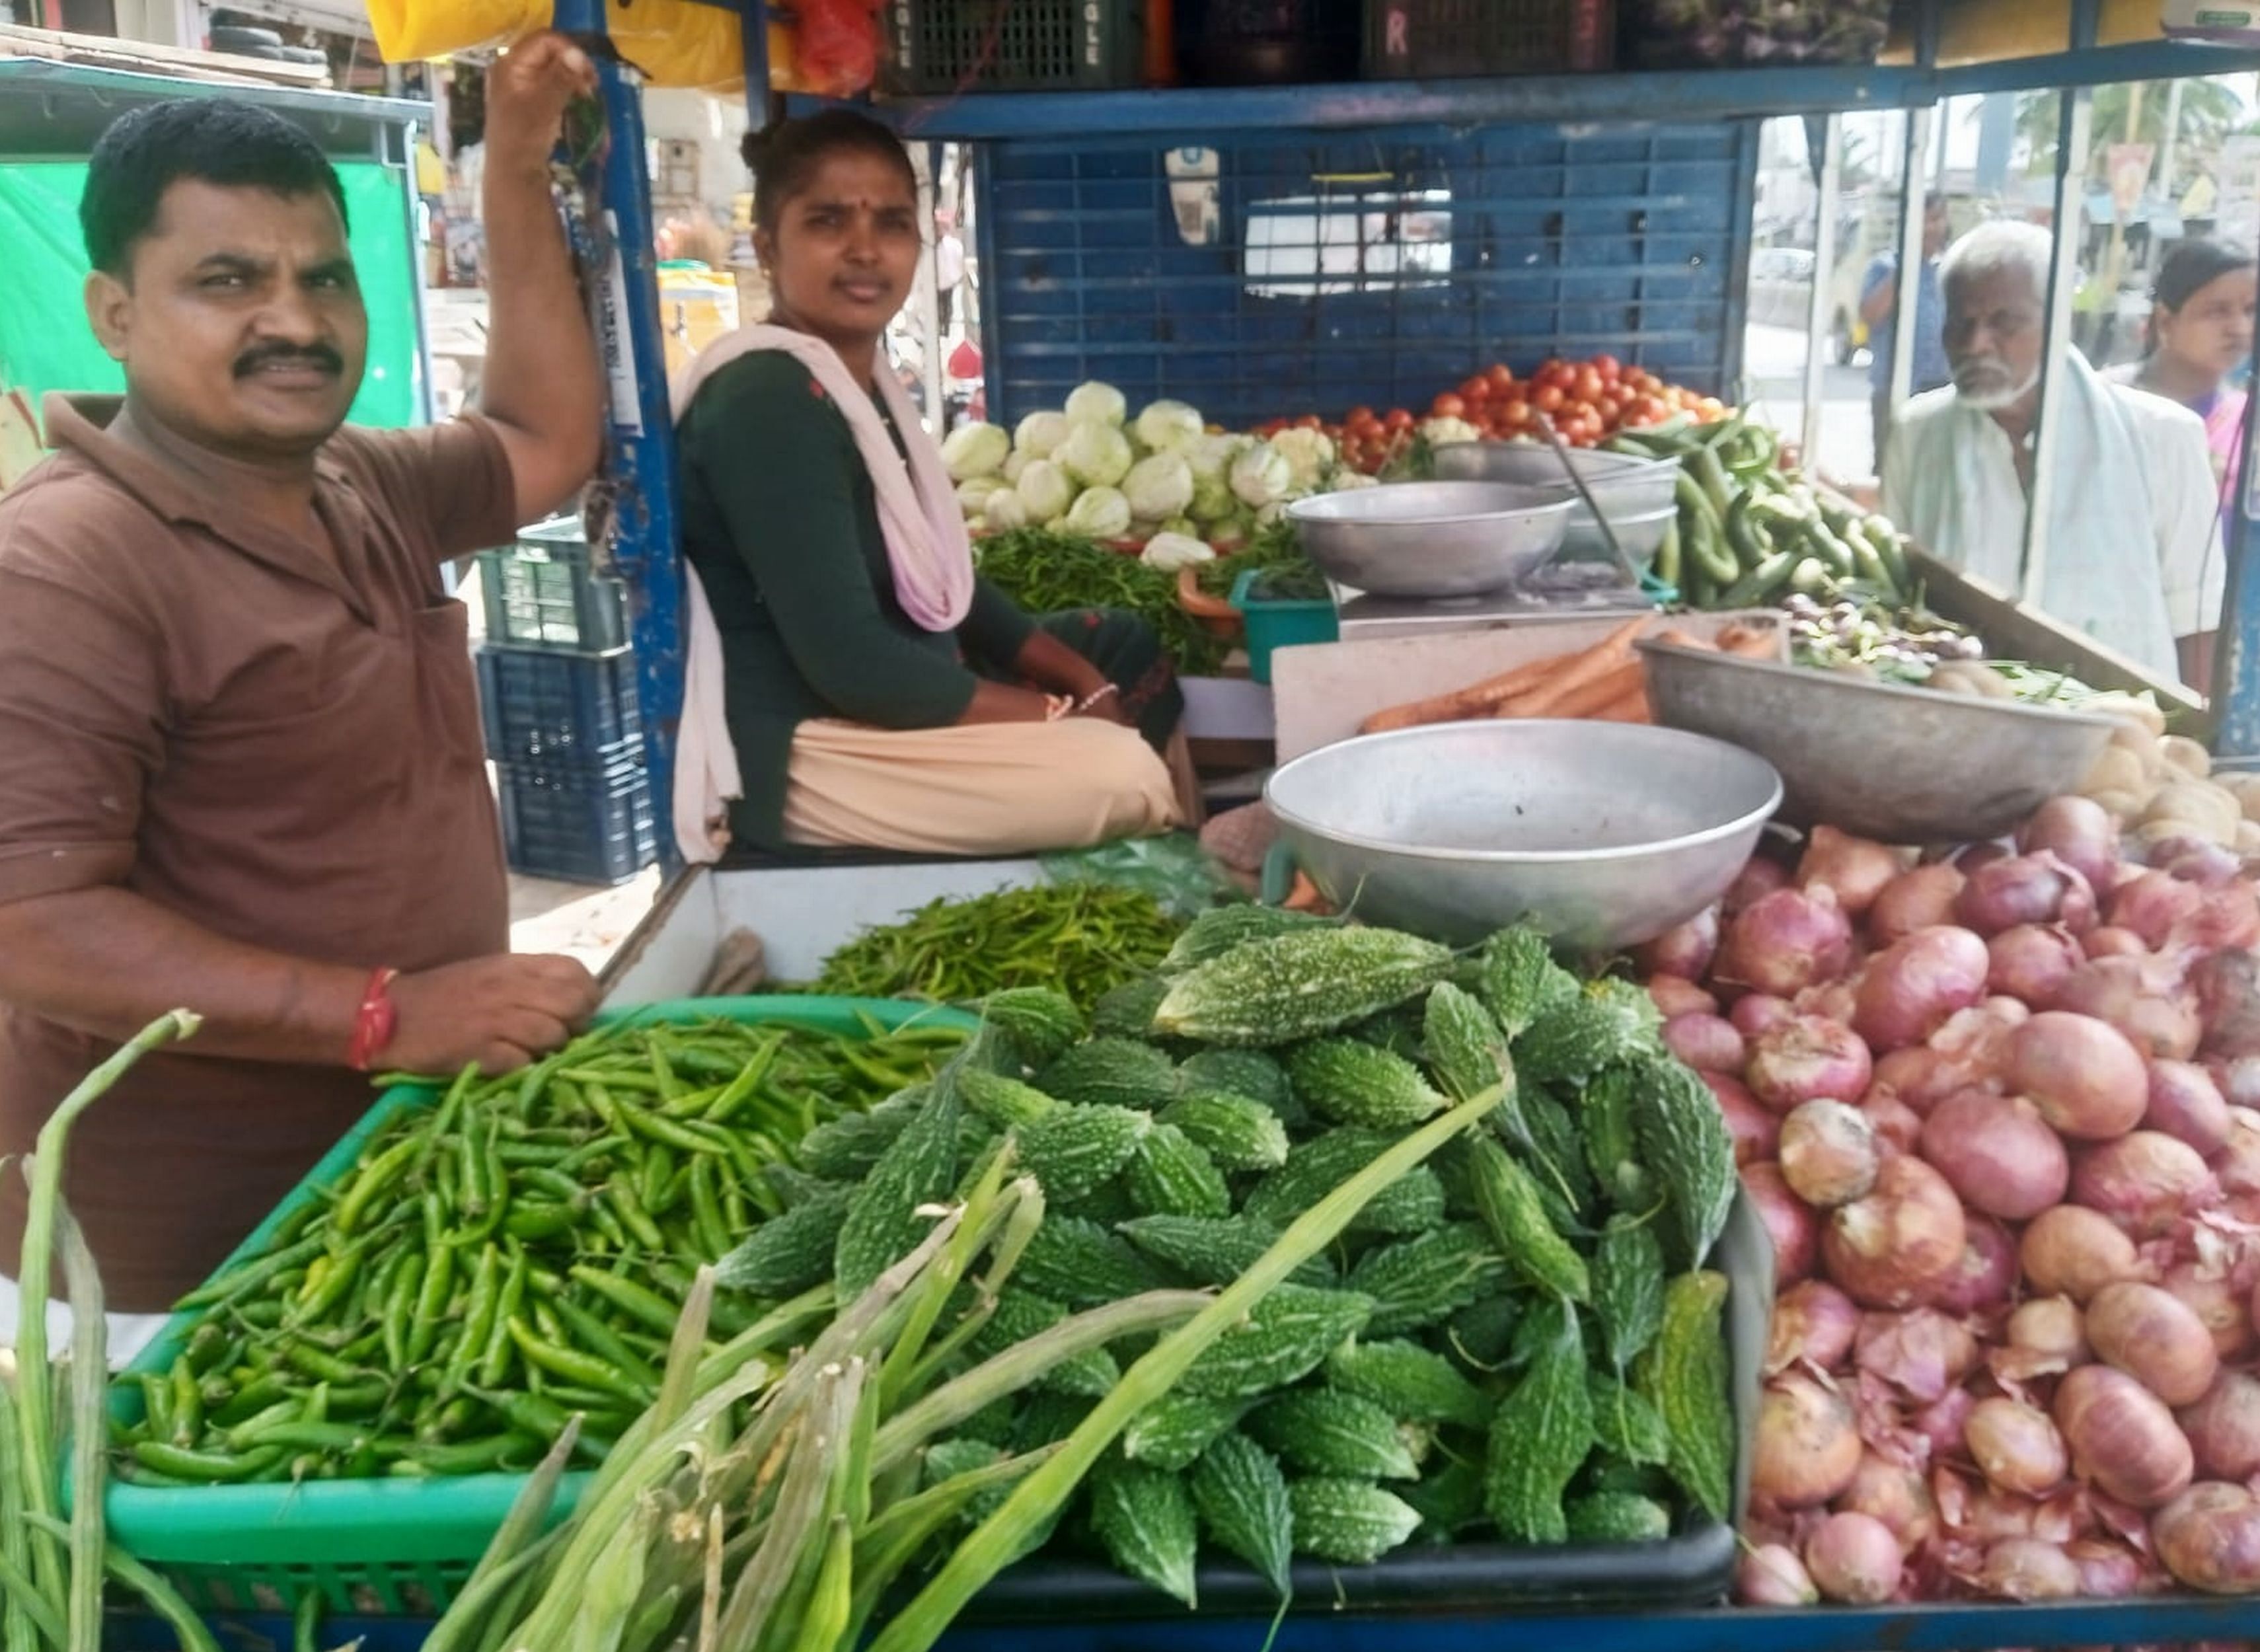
[551,0,685,867]
[739,0,771,116]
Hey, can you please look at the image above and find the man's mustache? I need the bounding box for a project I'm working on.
[234,342,344,378]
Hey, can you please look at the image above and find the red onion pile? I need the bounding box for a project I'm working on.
[1665,807,2260,1604]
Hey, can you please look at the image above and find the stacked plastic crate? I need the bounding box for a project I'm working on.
[472,519,659,884]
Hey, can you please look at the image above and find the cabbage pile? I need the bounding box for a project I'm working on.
[940,382,1373,568]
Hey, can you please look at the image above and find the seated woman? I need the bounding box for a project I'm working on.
[671,110,1187,858]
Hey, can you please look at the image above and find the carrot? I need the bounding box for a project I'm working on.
[1649,627,1714,651]
[1493,617,1648,718]
[1283,871,1330,913]
[1497,657,1644,721]
[1359,654,1560,733]
[1590,689,1652,724]
[1716,622,1783,659]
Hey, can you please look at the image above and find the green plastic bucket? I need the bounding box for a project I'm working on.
[1228,567,1337,685]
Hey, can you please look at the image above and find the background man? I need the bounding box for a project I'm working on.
[1881,219,2222,689]
[1861,194,1951,468]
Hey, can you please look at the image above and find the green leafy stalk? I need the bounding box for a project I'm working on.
[420,1528,568,1652]
[57,1211,103,1652]
[755,1359,866,1652]
[0,1335,40,1652]
[420,1424,582,1652]
[716,1364,856,1652]
[655,1267,716,1435]
[876,1146,1020,1409]
[509,1216,965,1652]
[865,1082,1505,1652]
[870,1290,1211,1474]
[847,1445,1056,1637]
[17,1009,197,1610]
[26,1514,219,1652]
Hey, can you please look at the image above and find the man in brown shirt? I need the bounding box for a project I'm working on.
[0,36,611,1323]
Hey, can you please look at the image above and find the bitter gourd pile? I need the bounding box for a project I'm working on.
[875,913,1742,1601]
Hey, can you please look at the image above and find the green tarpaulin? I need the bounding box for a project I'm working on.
[0,159,424,428]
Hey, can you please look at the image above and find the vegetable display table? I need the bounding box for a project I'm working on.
[102,1596,2260,1651]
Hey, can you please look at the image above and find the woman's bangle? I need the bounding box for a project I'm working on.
[1074,683,1120,714]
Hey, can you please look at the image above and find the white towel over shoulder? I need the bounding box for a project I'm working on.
[665,326,977,863]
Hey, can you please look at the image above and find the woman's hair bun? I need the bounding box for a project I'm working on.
[739,122,781,172]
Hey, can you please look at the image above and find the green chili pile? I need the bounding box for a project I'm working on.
[811,885,1184,1007]
[111,1014,965,1485]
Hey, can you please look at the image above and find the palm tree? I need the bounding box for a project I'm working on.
[2013,78,2245,179]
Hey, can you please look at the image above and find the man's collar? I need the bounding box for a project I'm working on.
[40,393,365,611]
[41,394,352,527]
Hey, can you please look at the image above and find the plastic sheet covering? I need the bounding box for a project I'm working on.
[365,0,746,91]
[1041,832,1248,920]
[0,160,420,429]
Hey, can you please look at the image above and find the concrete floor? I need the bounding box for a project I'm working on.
[506,866,663,975]
[463,554,664,977]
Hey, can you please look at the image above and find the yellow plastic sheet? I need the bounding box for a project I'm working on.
[365,0,745,91]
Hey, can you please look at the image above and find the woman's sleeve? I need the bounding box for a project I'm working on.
[958,576,1038,668]
[687,356,984,728]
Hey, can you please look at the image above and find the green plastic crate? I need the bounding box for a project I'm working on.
[1228,566,1337,686]
[83,995,977,1618]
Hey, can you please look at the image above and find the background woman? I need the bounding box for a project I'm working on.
[2110,237,2256,527]
[670,112,1187,857]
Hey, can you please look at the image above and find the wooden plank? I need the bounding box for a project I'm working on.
[0,23,330,88]
[1908,547,2208,732]
[1271,609,1784,762]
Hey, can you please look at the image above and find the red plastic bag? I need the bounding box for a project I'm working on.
[794,0,882,97]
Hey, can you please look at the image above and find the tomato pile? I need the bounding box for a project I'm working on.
[1255,353,1733,475]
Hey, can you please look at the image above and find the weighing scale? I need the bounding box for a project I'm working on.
[1330,558,1660,642]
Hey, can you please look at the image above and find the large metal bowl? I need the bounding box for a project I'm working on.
[1562,502,1678,569]
[1433,441,1682,517]
[1639,640,2124,844]
[1286,481,1574,598]
[1265,721,1783,950]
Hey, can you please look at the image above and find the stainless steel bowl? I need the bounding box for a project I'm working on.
[1639,640,2123,844]
[1265,721,1783,950]
[1287,481,1574,598]
[1562,502,1679,569]
[1433,441,1682,517]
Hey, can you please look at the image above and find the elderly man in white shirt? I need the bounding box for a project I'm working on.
[1881,220,2224,689]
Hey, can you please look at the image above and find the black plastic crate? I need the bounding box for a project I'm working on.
[475,644,641,765]
[1177,0,1360,83]
[880,0,1142,94]
[1361,0,1613,77]
[475,518,628,653]
[1621,0,1886,65]
[495,753,658,885]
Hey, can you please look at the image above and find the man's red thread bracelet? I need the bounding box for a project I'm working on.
[347,967,400,1071]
